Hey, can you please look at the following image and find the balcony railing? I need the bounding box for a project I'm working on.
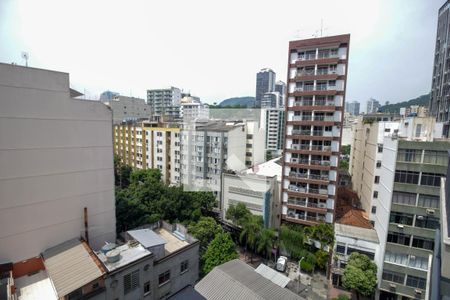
[296,70,315,76]
[297,54,316,61]
[292,130,311,136]
[292,115,312,121]
[312,130,324,136]
[313,116,335,122]
[311,145,331,151]
[288,198,307,206]
[286,212,326,223]
[291,144,310,150]
[315,100,335,106]
[288,185,307,193]
[289,172,308,178]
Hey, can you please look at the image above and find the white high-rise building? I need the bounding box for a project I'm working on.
[260,108,285,154]
[0,63,116,262]
[147,87,182,118]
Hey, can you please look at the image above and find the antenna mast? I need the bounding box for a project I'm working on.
[21,52,29,67]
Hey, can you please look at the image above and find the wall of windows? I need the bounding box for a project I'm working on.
[392,191,416,206]
[423,150,448,165]
[394,170,419,184]
[406,275,426,289]
[389,212,414,225]
[382,270,405,284]
[420,172,444,187]
[397,149,422,163]
[417,194,440,208]
[387,232,410,246]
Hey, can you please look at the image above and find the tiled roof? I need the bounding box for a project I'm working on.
[336,208,372,229]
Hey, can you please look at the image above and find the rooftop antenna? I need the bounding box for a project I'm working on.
[21,52,29,67]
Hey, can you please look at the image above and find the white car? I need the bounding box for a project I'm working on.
[276,256,288,272]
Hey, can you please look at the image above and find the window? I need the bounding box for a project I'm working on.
[246,143,252,148]
[144,281,151,296]
[387,232,410,246]
[180,260,189,274]
[420,172,443,187]
[384,128,391,132]
[377,144,383,153]
[246,134,253,139]
[336,244,346,254]
[371,206,377,214]
[423,150,448,165]
[415,215,439,229]
[417,194,439,208]
[384,251,408,266]
[376,161,381,168]
[406,275,426,289]
[415,124,422,137]
[389,212,413,225]
[392,191,416,206]
[246,152,252,157]
[394,170,419,184]
[373,191,378,198]
[412,237,434,250]
[374,176,380,183]
[382,270,405,284]
[124,270,140,294]
[158,270,170,286]
[397,149,421,163]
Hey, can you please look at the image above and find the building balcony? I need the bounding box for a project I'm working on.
[291,144,311,151]
[288,185,329,196]
[284,212,326,224]
[293,56,340,67]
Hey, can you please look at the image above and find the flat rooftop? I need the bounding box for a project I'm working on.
[155,228,189,255]
[14,270,57,300]
[244,157,282,180]
[96,242,152,272]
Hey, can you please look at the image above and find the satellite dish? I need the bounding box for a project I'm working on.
[21,52,29,67]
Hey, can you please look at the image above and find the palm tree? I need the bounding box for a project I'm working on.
[240,215,262,263]
[257,228,276,262]
[279,225,305,259]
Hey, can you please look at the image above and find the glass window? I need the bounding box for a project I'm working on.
[406,275,426,289]
[417,194,440,208]
[181,260,189,273]
[371,206,377,214]
[384,251,408,266]
[423,150,448,165]
[374,176,380,183]
[387,232,411,246]
[412,237,434,250]
[336,244,346,254]
[420,172,443,187]
[376,161,382,168]
[378,144,383,153]
[415,124,422,137]
[415,215,439,229]
[144,281,151,296]
[373,191,378,198]
[392,192,416,206]
[394,170,419,184]
[390,212,414,225]
[124,270,140,294]
[382,270,405,284]
[158,270,171,286]
[397,149,421,163]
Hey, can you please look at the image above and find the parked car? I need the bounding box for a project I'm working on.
[276,256,288,272]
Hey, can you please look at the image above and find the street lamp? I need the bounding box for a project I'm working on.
[297,257,304,294]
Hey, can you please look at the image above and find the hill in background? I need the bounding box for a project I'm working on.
[217,96,255,107]
[378,93,430,113]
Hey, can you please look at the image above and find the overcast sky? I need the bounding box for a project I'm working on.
[0,0,442,110]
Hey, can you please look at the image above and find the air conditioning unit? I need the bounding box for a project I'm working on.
[389,283,396,289]
[397,224,404,229]
[415,289,422,295]
[426,209,435,215]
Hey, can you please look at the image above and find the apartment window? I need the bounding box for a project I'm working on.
[157,132,162,137]
[397,149,421,163]
[384,251,408,265]
[180,260,189,274]
[392,191,416,206]
[417,194,440,208]
[246,152,253,157]
[384,128,391,132]
[423,150,448,165]
[394,170,419,184]
[412,237,434,250]
[247,134,253,139]
[246,143,252,148]
[376,161,382,168]
[373,191,378,198]
[377,144,383,153]
[371,206,377,214]
[382,270,405,284]
[389,212,413,225]
[420,172,443,187]
[415,215,439,229]
[387,232,410,246]
[406,275,426,289]
[374,176,380,184]
[158,270,170,286]
[144,281,151,296]
[408,255,428,270]
[124,270,140,294]
[415,124,422,137]
[336,243,346,254]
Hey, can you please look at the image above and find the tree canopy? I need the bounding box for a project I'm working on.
[188,217,223,252]
[342,253,377,297]
[226,203,252,226]
[202,232,239,274]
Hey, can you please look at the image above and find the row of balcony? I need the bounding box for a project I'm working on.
[291,130,335,137]
[297,52,339,61]
[293,100,335,106]
[289,158,331,166]
[295,69,338,77]
[289,172,330,181]
[286,210,327,222]
[288,185,328,195]
[295,85,336,92]
[291,115,335,122]
[287,198,327,209]
[291,144,332,151]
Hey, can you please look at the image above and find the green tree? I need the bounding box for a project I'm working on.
[266,150,273,161]
[257,228,276,261]
[279,225,305,259]
[240,215,263,262]
[310,223,334,250]
[314,249,329,270]
[226,203,251,226]
[202,232,238,274]
[341,145,351,156]
[188,217,223,252]
[339,159,349,171]
[342,253,377,298]
[299,249,317,273]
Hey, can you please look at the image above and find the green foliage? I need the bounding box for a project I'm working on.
[341,145,351,156]
[332,294,350,300]
[378,93,430,114]
[308,223,334,250]
[188,217,223,251]
[342,253,377,297]
[314,249,329,270]
[266,150,273,161]
[240,215,263,252]
[202,232,238,274]
[226,203,252,226]
[299,249,316,273]
[114,168,216,234]
[279,225,305,260]
[339,159,349,171]
[216,96,255,108]
[257,228,276,260]
[114,155,132,188]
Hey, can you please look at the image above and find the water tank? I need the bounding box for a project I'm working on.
[101,243,117,254]
[106,250,121,263]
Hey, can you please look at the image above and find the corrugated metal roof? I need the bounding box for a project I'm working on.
[254,264,291,288]
[127,229,167,248]
[42,239,104,298]
[195,259,304,300]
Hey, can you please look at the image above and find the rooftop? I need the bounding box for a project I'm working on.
[244,157,282,181]
[14,270,57,300]
[96,242,152,272]
[42,239,105,298]
[127,228,167,249]
[155,228,189,255]
[195,259,304,300]
[335,223,379,244]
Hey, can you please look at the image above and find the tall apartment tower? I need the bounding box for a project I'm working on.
[345,100,360,116]
[430,1,450,137]
[255,68,276,108]
[275,80,287,107]
[366,98,380,114]
[147,87,182,118]
[281,34,350,225]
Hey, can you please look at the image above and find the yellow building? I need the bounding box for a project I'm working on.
[114,121,181,185]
